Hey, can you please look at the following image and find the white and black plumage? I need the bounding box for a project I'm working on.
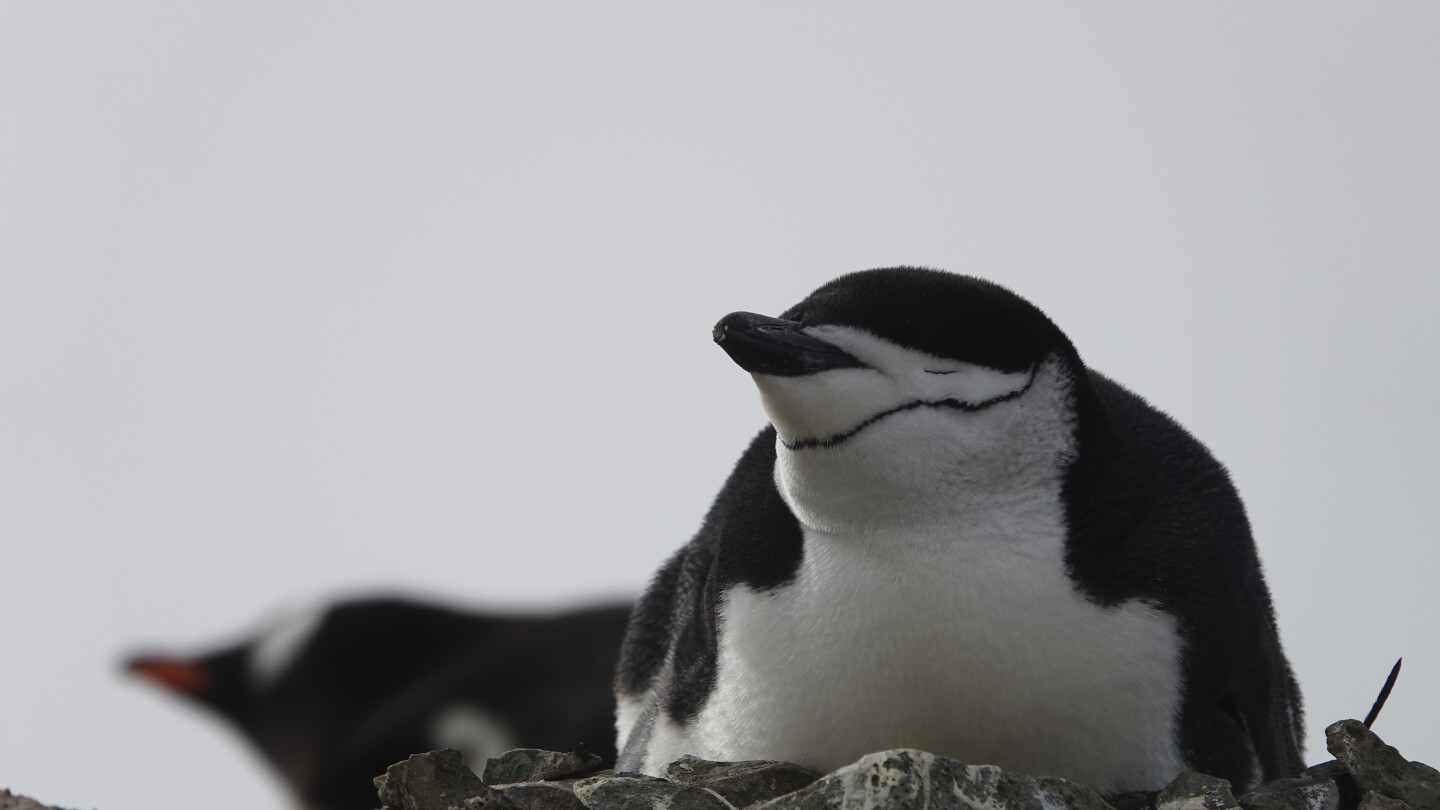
[614,267,1303,793]
[129,597,630,810]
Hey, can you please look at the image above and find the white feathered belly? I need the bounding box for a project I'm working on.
[651,519,1188,794]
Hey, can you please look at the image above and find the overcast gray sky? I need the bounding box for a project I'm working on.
[2,4,1437,810]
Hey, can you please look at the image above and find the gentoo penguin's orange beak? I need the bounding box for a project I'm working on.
[713,312,865,377]
[127,655,212,695]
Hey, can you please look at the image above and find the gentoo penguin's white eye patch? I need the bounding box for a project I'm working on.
[250,604,328,687]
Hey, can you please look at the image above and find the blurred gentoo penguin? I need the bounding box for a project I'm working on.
[614,267,1303,793]
[128,597,630,810]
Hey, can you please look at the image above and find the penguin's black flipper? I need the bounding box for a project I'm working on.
[614,426,806,770]
[1062,370,1305,790]
[613,499,721,770]
[615,550,688,702]
[1234,617,1308,782]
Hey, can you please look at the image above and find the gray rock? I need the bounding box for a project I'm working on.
[1299,761,1362,810]
[376,748,487,810]
[484,748,606,786]
[1358,792,1412,810]
[1156,772,1239,810]
[484,781,590,810]
[0,790,79,810]
[573,774,732,810]
[1238,777,1340,810]
[664,755,820,806]
[751,749,1115,810]
[1302,763,1351,782]
[1108,792,1158,810]
[1326,720,1440,810]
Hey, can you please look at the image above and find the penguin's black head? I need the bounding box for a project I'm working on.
[714,267,1076,447]
[715,268,1070,378]
[781,268,1068,373]
[714,267,1083,530]
[127,645,258,728]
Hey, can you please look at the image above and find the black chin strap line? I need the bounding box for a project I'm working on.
[782,365,1040,451]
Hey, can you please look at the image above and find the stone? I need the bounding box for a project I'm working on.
[1300,761,1362,810]
[573,774,732,810]
[1156,772,1239,810]
[484,781,589,810]
[1326,720,1440,810]
[664,755,820,806]
[365,728,1440,810]
[1302,763,1350,782]
[376,748,488,810]
[751,749,1115,810]
[0,790,77,810]
[484,748,606,786]
[1108,792,1158,810]
[1238,777,1340,810]
[1358,792,1412,810]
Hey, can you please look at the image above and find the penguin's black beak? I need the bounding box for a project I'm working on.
[713,312,866,376]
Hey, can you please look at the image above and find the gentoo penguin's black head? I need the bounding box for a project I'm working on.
[128,644,255,727]
[714,267,1081,530]
[127,599,631,810]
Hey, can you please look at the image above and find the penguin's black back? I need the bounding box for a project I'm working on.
[273,600,630,810]
[1064,370,1305,782]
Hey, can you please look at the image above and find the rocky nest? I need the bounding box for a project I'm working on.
[374,720,1440,810]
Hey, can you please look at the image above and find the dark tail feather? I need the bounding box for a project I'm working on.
[1362,658,1403,729]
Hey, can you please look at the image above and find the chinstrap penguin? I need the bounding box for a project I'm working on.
[129,597,630,810]
[613,267,1304,793]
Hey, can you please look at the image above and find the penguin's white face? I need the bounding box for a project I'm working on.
[712,269,1079,533]
[752,324,1035,449]
[743,327,1077,534]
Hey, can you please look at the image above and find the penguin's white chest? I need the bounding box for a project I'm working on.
[682,498,1187,794]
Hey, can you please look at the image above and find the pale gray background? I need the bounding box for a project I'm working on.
[2,4,1436,809]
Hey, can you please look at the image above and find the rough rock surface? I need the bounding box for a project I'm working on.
[1298,762,1361,810]
[573,774,732,810]
[0,791,78,810]
[751,749,1115,810]
[1327,720,1440,810]
[483,782,589,810]
[378,747,616,810]
[1157,772,1239,810]
[1109,791,1159,810]
[372,720,1440,810]
[665,755,821,807]
[1238,776,1340,810]
[377,748,489,810]
[1355,794,1410,810]
[484,748,606,787]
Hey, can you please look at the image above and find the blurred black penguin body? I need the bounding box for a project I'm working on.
[130,598,630,810]
[615,268,1303,792]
